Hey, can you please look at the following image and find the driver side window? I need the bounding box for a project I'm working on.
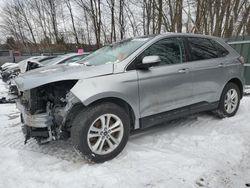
[128,38,185,70]
[144,38,184,66]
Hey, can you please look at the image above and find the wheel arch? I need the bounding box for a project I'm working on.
[227,78,244,98]
[65,96,137,131]
[87,97,136,131]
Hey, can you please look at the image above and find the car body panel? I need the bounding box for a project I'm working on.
[187,38,244,103]
[189,58,228,103]
[14,63,114,91]
[137,63,193,118]
[71,70,141,129]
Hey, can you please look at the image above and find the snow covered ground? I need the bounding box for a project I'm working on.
[0,79,250,188]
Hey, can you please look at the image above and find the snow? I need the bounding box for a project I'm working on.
[0,79,250,188]
[0,79,8,98]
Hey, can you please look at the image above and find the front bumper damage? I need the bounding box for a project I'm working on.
[18,102,53,128]
[16,92,81,144]
[16,100,54,144]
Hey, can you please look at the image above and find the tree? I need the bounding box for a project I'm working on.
[65,0,79,44]
[1,0,250,53]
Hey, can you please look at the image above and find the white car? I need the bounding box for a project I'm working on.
[1,56,54,82]
[19,53,90,73]
[18,56,55,73]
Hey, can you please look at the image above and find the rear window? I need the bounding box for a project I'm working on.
[187,37,218,61]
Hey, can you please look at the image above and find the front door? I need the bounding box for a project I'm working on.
[136,38,193,118]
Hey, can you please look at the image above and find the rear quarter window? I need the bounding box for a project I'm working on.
[210,40,229,57]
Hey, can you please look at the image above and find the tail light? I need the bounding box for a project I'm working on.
[238,56,245,64]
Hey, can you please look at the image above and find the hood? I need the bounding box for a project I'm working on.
[14,63,114,91]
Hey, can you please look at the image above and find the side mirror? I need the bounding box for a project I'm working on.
[136,56,161,70]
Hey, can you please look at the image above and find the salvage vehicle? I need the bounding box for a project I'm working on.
[1,56,55,82]
[14,33,245,163]
[19,53,90,73]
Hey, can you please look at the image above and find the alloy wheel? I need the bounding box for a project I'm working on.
[87,114,124,155]
[224,88,239,114]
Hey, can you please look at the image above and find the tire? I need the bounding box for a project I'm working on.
[71,102,130,163]
[214,82,240,118]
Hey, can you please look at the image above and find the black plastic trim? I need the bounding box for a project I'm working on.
[140,101,219,129]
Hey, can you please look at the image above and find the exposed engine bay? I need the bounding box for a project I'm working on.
[16,80,79,144]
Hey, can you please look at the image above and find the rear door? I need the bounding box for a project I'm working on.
[186,37,228,104]
[135,37,193,118]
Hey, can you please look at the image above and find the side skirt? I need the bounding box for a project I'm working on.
[139,102,219,129]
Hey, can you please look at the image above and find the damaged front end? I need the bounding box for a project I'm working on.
[13,63,114,144]
[16,80,81,144]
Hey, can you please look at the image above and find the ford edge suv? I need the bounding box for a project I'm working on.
[14,33,245,163]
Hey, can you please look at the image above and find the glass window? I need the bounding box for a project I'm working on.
[61,55,84,64]
[41,55,68,65]
[188,37,218,61]
[77,37,152,66]
[210,40,229,57]
[141,38,184,66]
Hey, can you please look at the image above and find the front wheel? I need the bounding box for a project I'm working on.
[215,82,240,118]
[71,102,130,163]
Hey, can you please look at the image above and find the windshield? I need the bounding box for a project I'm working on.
[78,37,152,66]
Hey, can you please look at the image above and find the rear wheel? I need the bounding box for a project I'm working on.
[71,102,130,163]
[214,82,240,118]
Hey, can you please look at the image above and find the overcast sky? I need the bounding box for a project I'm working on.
[0,1,5,7]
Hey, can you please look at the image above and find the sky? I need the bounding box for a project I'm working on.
[0,0,5,8]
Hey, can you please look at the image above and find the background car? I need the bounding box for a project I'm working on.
[0,62,18,73]
[23,53,90,73]
[1,56,55,82]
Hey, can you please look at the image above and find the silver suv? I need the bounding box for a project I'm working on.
[14,33,245,163]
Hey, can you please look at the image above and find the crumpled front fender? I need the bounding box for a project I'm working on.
[70,71,141,129]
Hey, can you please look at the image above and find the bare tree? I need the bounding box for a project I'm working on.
[45,0,60,43]
[106,0,116,42]
[1,0,250,52]
[16,0,37,45]
[65,0,79,44]
[119,0,125,39]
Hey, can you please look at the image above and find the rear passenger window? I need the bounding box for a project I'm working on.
[143,38,185,66]
[188,37,218,61]
[210,40,229,57]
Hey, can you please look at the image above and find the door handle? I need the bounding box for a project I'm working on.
[178,68,189,73]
